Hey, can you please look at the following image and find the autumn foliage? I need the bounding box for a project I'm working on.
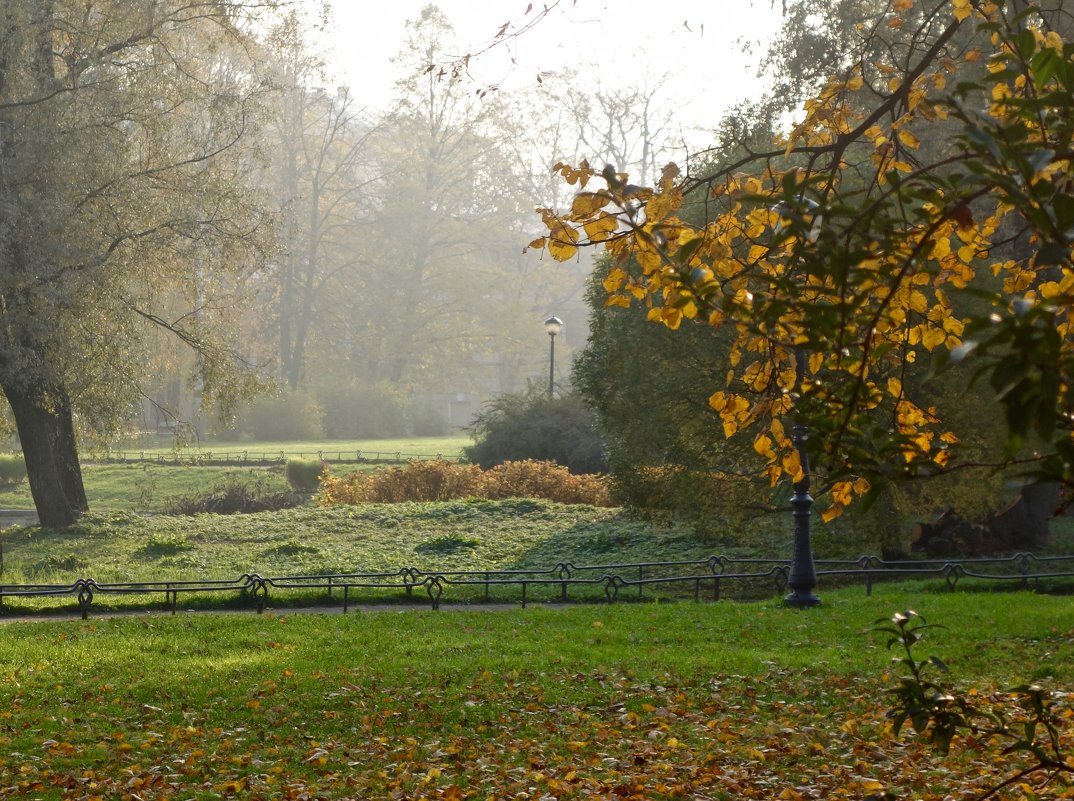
[534,2,1074,521]
[317,459,612,506]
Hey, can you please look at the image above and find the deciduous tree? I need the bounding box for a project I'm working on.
[536,0,1074,519]
[0,0,273,526]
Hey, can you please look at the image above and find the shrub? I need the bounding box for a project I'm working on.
[482,460,611,506]
[164,476,306,515]
[314,379,408,439]
[221,391,324,441]
[406,400,449,436]
[878,610,1071,798]
[465,388,608,474]
[0,453,27,486]
[285,458,324,492]
[318,459,613,506]
[319,461,484,504]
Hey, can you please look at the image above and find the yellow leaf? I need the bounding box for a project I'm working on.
[897,129,920,149]
[527,236,546,251]
[952,0,972,20]
[548,238,578,261]
[584,213,618,242]
[570,191,609,218]
[603,267,626,293]
[927,234,953,258]
[821,503,845,523]
[647,189,682,223]
[753,434,776,460]
[921,326,946,351]
[659,161,681,188]
[766,464,782,487]
[782,449,804,483]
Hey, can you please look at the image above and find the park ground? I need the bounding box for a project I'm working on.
[0,437,1072,798]
[1,592,1072,799]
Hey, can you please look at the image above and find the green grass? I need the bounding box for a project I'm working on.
[91,434,471,460]
[0,593,1071,799]
[0,464,293,513]
[0,499,731,606]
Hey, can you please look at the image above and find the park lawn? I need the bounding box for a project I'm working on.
[0,464,294,514]
[92,435,472,461]
[0,499,745,614]
[0,591,1071,799]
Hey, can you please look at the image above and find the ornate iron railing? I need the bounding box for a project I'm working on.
[1,552,1072,619]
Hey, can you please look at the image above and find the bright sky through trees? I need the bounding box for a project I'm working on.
[317,0,783,134]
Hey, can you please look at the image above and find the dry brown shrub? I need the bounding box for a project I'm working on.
[481,460,611,506]
[317,459,612,506]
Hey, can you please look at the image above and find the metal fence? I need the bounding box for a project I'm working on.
[79,449,466,467]
[2,551,1073,619]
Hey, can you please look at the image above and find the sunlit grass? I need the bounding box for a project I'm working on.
[0,593,1070,799]
[92,434,472,459]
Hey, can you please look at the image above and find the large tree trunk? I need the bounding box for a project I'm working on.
[3,380,86,528]
[51,386,88,514]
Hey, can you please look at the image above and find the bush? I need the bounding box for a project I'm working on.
[164,476,306,515]
[406,400,449,436]
[482,460,611,506]
[285,458,324,492]
[0,453,27,486]
[318,459,613,507]
[221,391,324,442]
[319,461,484,504]
[314,379,408,439]
[465,388,607,474]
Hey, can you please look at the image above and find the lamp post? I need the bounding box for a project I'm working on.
[771,198,822,608]
[544,316,563,398]
[784,348,820,607]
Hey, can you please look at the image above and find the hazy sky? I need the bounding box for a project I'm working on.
[316,1,784,130]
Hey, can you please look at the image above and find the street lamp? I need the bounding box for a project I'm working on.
[544,316,563,398]
[784,349,820,608]
[771,198,822,608]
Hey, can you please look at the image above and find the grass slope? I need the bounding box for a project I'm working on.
[0,499,724,591]
[0,594,1071,799]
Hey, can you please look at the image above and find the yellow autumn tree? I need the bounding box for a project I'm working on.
[533,0,1074,520]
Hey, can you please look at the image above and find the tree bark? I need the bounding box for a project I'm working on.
[3,380,86,528]
[50,385,88,514]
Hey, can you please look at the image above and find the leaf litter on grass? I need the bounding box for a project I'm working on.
[2,649,1069,799]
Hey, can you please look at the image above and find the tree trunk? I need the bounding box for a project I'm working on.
[51,385,88,513]
[3,380,86,528]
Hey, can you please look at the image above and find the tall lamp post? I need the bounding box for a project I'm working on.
[784,348,820,607]
[544,316,563,398]
[771,198,822,608]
